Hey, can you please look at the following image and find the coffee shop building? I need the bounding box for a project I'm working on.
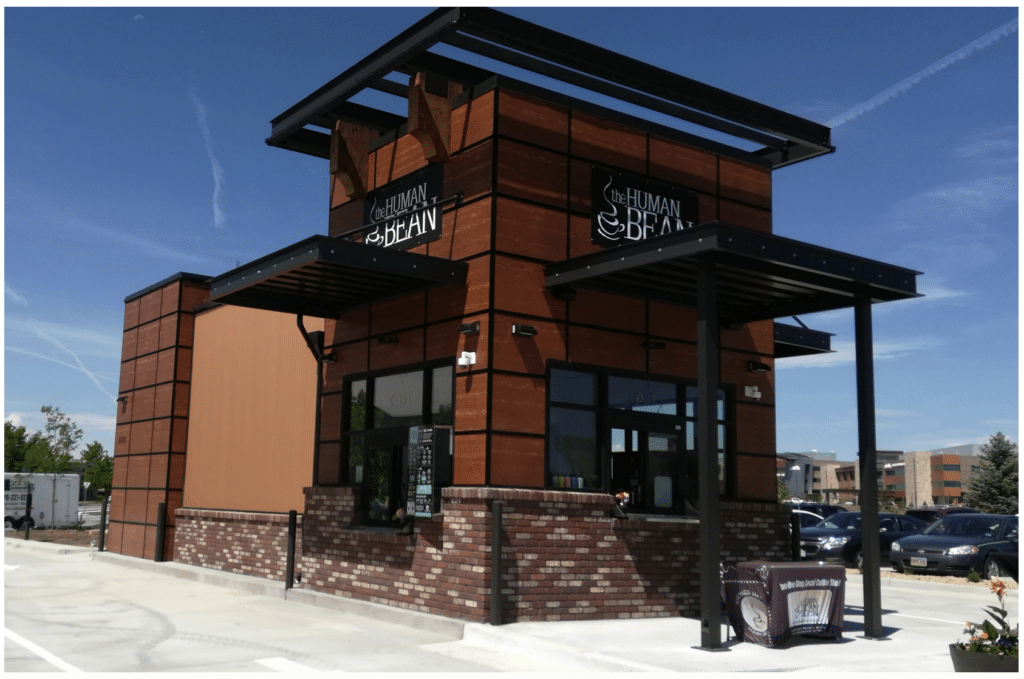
[106,8,920,629]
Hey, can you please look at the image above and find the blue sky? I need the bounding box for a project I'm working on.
[4,6,1018,462]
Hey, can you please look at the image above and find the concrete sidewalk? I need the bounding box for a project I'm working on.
[7,537,1013,672]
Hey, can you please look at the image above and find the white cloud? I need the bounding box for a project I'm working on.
[5,283,30,307]
[190,86,227,229]
[883,175,1017,233]
[955,125,1018,167]
[5,317,121,355]
[776,336,938,370]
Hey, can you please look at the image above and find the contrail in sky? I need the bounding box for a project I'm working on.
[31,324,117,402]
[189,86,227,229]
[827,17,1018,128]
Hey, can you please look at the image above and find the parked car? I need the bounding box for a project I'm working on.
[904,505,980,525]
[800,512,928,569]
[792,509,825,529]
[791,502,848,518]
[890,513,1018,579]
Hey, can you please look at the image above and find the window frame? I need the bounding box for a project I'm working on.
[544,360,736,508]
[337,358,455,526]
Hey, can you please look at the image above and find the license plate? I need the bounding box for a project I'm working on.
[910,557,927,568]
[800,549,806,558]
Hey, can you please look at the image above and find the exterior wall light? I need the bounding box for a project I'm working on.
[457,351,476,368]
[748,360,772,373]
[457,321,480,334]
[512,324,538,337]
[552,286,576,302]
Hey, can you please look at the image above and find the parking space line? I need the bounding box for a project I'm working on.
[4,627,82,673]
[888,613,963,625]
[255,657,328,672]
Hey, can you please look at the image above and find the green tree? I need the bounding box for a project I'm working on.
[29,406,82,475]
[81,441,113,497]
[4,421,47,472]
[966,432,1018,515]
[777,479,792,503]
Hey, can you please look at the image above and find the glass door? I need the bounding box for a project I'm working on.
[610,421,692,515]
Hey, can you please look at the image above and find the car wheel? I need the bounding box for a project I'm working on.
[854,550,864,570]
[984,556,1003,579]
[893,561,904,574]
[4,518,13,530]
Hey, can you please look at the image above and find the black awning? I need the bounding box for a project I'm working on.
[774,322,834,358]
[208,235,467,318]
[545,222,921,326]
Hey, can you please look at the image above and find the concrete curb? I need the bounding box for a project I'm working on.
[849,573,1020,600]
[86,550,467,638]
[4,537,95,556]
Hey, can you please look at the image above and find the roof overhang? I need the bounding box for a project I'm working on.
[545,222,921,327]
[267,7,833,170]
[774,322,834,358]
[208,235,467,319]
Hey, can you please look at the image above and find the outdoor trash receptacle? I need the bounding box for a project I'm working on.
[722,561,846,647]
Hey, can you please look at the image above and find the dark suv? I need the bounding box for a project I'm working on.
[904,505,980,525]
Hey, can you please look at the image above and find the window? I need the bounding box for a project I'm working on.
[341,361,454,526]
[546,363,733,513]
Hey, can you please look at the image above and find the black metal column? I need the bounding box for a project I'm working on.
[285,509,297,590]
[696,261,724,651]
[855,296,883,638]
[154,502,167,562]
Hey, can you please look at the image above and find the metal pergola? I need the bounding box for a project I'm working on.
[265,7,834,170]
[546,222,921,647]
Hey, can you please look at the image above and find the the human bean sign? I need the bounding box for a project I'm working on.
[363,165,444,250]
[591,168,699,246]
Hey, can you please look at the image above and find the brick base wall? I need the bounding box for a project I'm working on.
[172,488,791,624]
[174,508,300,581]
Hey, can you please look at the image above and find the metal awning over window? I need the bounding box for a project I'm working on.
[208,235,467,318]
[545,222,921,325]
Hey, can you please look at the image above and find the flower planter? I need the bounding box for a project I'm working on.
[949,644,1019,672]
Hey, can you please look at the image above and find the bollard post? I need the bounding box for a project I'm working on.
[23,493,33,540]
[98,495,108,552]
[154,502,166,562]
[285,510,297,590]
[490,500,503,626]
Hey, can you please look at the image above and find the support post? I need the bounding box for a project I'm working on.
[98,495,108,552]
[696,261,725,651]
[23,493,33,540]
[154,502,167,562]
[285,509,297,590]
[490,500,503,626]
[855,296,883,638]
[790,511,801,561]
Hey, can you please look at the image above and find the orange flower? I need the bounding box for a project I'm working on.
[980,632,989,640]
[988,577,1007,598]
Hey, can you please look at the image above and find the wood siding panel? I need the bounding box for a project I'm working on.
[427,198,492,261]
[571,112,646,175]
[720,199,771,233]
[453,433,486,485]
[455,372,488,432]
[493,256,565,320]
[182,306,319,513]
[450,90,494,153]
[444,140,493,205]
[720,158,771,210]
[426,256,490,322]
[495,198,567,262]
[497,90,569,153]
[371,290,426,336]
[648,137,718,195]
[568,327,646,373]
[491,314,567,375]
[569,289,646,334]
[491,374,545,434]
[497,139,567,208]
[490,434,545,488]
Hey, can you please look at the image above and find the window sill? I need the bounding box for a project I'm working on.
[621,513,699,524]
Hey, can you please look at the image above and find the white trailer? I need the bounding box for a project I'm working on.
[4,473,80,529]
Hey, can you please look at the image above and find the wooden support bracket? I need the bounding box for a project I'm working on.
[408,72,451,164]
[330,121,374,200]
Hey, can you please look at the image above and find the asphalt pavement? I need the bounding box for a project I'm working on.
[5,537,1017,673]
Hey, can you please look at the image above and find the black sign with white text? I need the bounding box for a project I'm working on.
[363,165,444,250]
[591,168,699,247]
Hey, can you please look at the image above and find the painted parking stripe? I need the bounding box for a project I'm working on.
[4,627,82,673]
[255,657,329,672]
[888,613,964,625]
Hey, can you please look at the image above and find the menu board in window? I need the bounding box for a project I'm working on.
[405,425,452,518]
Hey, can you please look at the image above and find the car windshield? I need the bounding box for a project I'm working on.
[820,513,862,530]
[923,515,1000,538]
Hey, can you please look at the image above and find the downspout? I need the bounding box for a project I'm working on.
[296,315,336,488]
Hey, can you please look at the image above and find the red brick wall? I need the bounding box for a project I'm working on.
[174,508,300,581]
[173,486,792,623]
